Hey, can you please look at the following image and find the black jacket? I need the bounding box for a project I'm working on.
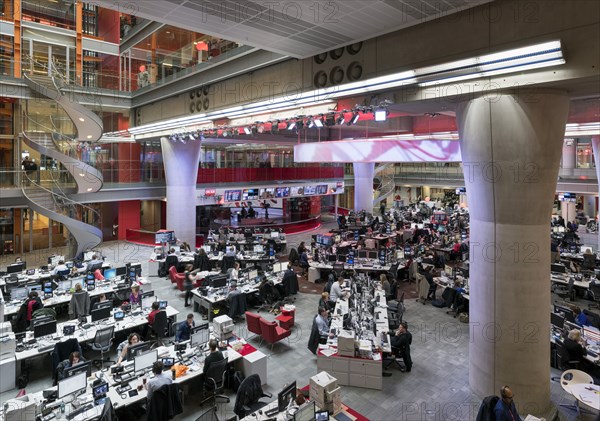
[563,337,587,362]
[52,339,82,384]
[228,292,247,318]
[146,383,183,421]
[234,374,269,418]
[282,270,299,295]
[194,253,211,271]
[307,318,320,355]
[476,395,500,421]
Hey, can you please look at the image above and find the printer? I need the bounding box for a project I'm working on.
[213,315,234,341]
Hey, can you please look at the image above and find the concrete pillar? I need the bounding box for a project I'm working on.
[353,162,374,213]
[422,185,431,200]
[591,136,600,248]
[561,139,576,176]
[456,90,569,415]
[160,137,203,247]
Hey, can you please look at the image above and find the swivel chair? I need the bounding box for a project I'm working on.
[200,358,230,406]
[149,311,169,347]
[91,326,115,369]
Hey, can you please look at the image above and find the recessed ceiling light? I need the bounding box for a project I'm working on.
[79,173,85,177]
[78,117,85,122]
[87,188,93,191]
[87,135,92,139]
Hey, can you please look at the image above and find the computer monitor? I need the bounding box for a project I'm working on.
[83,251,95,261]
[58,371,87,399]
[191,323,209,334]
[142,295,156,309]
[248,269,258,280]
[368,251,378,260]
[445,265,454,278]
[33,319,57,338]
[271,231,280,239]
[269,246,275,257]
[583,325,600,343]
[254,245,264,253]
[27,283,41,295]
[113,310,125,321]
[134,350,157,374]
[294,401,316,421]
[86,279,96,291]
[64,361,92,378]
[551,312,565,329]
[90,305,112,323]
[272,262,283,273]
[43,281,53,296]
[315,410,330,421]
[11,287,28,301]
[129,270,137,283]
[7,263,24,274]
[92,383,109,400]
[554,304,575,323]
[127,341,152,361]
[358,250,367,259]
[564,320,581,335]
[103,268,117,280]
[171,246,181,254]
[190,329,210,348]
[210,275,228,289]
[66,262,74,269]
[115,266,127,276]
[158,300,168,310]
[337,255,346,263]
[56,279,71,292]
[278,381,297,412]
[327,254,337,263]
[141,290,155,299]
[202,245,212,254]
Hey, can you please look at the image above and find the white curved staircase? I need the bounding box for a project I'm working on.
[373,163,395,209]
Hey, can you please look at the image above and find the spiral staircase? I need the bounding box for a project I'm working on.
[373,163,395,210]
[20,62,104,257]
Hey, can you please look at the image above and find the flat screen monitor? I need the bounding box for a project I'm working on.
[58,371,87,399]
[357,250,367,259]
[11,287,28,301]
[155,231,174,244]
[141,290,155,299]
[114,310,125,321]
[551,312,565,329]
[271,231,280,239]
[404,246,413,258]
[248,270,258,280]
[64,361,92,378]
[190,329,210,348]
[66,262,74,269]
[91,305,111,323]
[7,263,24,274]
[93,383,109,400]
[278,381,297,412]
[337,255,346,263]
[86,279,96,291]
[295,401,316,421]
[158,300,168,310]
[43,281,53,295]
[191,323,209,334]
[276,187,290,197]
[58,279,73,291]
[115,266,127,276]
[224,190,242,202]
[83,251,95,261]
[210,276,228,289]
[564,320,581,335]
[254,245,264,253]
[583,325,600,343]
[33,320,57,338]
[327,254,337,263]
[368,251,378,260]
[49,256,64,267]
[142,295,156,310]
[202,245,212,254]
[269,246,275,257]
[103,268,117,280]
[272,262,283,273]
[134,350,157,374]
[127,341,152,361]
[243,189,259,200]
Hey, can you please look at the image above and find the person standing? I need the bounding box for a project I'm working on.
[494,386,522,421]
[390,321,412,372]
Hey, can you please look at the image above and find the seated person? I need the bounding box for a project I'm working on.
[390,321,412,372]
[298,251,309,273]
[147,301,161,325]
[202,339,225,396]
[229,262,240,280]
[116,333,143,365]
[145,360,172,402]
[227,281,241,299]
[575,307,590,326]
[56,351,86,381]
[563,328,587,363]
[315,307,334,343]
[92,293,110,310]
[329,278,347,303]
[86,255,103,272]
[52,260,69,276]
[129,286,142,306]
[20,291,43,329]
[494,386,522,421]
[69,283,90,319]
[318,292,333,312]
[175,313,195,342]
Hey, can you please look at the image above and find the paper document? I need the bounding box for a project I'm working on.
[320,349,337,357]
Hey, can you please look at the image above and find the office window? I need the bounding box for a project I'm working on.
[576,139,594,169]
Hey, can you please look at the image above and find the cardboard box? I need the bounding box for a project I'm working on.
[337,330,355,357]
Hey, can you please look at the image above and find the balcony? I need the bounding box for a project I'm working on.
[197,166,343,185]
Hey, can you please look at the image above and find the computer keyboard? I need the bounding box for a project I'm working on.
[265,408,279,417]
[587,350,598,358]
[116,384,131,394]
[116,372,134,383]
[38,344,54,353]
[66,403,94,420]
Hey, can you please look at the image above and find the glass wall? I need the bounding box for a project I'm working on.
[0,35,14,76]
[0,209,15,256]
[22,0,75,31]
[576,138,594,168]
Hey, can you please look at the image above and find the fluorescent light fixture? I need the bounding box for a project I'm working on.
[337,116,345,125]
[350,113,360,125]
[288,121,296,130]
[78,117,85,122]
[244,127,252,135]
[307,119,315,129]
[374,109,387,122]
[314,119,323,128]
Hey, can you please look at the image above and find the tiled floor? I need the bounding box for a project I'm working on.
[1,214,597,420]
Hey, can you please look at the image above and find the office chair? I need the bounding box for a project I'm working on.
[195,406,219,421]
[147,383,184,421]
[51,339,82,385]
[588,283,600,309]
[553,278,576,302]
[245,312,263,345]
[233,374,272,418]
[388,299,405,331]
[200,358,230,406]
[149,311,169,347]
[383,345,406,371]
[165,255,179,272]
[91,326,115,369]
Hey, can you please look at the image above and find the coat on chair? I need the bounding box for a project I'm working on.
[146,383,183,421]
[307,318,320,355]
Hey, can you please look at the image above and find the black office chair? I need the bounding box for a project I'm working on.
[383,345,406,371]
[147,383,184,421]
[149,311,169,347]
[51,338,82,385]
[201,358,230,406]
[588,283,600,309]
[91,326,115,369]
[233,374,272,418]
[228,293,247,321]
[165,255,179,272]
[553,278,576,301]
[221,256,236,274]
[388,298,405,331]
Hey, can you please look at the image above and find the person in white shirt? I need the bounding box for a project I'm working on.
[229,262,240,280]
[329,277,346,302]
[145,360,172,401]
[52,260,69,275]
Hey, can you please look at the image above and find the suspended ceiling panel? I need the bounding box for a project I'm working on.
[93,0,493,58]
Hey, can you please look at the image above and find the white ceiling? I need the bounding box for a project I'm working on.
[93,0,493,58]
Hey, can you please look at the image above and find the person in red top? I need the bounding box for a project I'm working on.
[26,291,43,325]
[147,301,160,325]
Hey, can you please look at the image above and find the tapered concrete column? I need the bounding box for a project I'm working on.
[160,137,203,247]
[561,139,576,176]
[353,163,375,213]
[456,91,569,415]
[591,136,600,248]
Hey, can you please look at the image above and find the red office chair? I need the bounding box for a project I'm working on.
[258,317,290,350]
[245,312,263,345]
[275,308,295,330]
[169,266,184,285]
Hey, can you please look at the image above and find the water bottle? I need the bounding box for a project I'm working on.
[60,402,65,414]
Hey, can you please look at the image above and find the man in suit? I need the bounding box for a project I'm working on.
[390,321,412,372]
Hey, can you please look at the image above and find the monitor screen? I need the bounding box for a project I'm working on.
[276,187,290,197]
[551,312,565,329]
[11,287,28,301]
[66,262,74,269]
[254,245,264,253]
[142,296,156,310]
[93,383,109,399]
[583,325,600,343]
[190,329,210,348]
[337,255,347,263]
[114,310,125,321]
[202,245,212,254]
[83,251,95,261]
[58,279,72,291]
[295,401,316,421]
[210,276,228,289]
[155,231,174,244]
[248,270,258,280]
[357,250,367,259]
[581,246,594,255]
[91,305,111,323]
[158,301,168,310]
[26,269,36,276]
[141,290,155,299]
[243,189,259,200]
[278,381,297,412]
[134,350,157,374]
[368,251,378,260]
[271,231,279,239]
[103,268,117,280]
[224,190,242,202]
[327,254,337,263]
[64,361,92,379]
[58,371,87,399]
[127,342,152,361]
[26,283,41,295]
[115,266,127,276]
[86,279,95,291]
[272,262,283,273]
[33,320,57,338]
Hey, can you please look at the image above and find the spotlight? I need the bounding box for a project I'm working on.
[288,121,296,130]
[244,127,252,135]
[336,115,345,125]
[314,118,323,128]
[375,109,387,121]
[307,118,315,129]
[349,112,360,125]
[325,114,336,126]
[296,120,304,130]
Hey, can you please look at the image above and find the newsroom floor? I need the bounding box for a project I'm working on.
[1,214,598,421]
